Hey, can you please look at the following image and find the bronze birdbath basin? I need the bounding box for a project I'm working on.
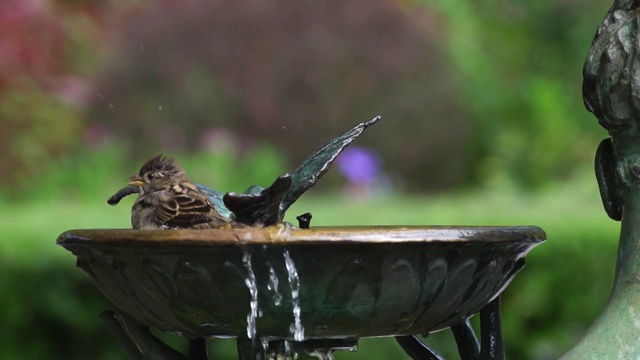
[57,225,545,359]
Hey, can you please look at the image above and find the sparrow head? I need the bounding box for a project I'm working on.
[128,154,189,193]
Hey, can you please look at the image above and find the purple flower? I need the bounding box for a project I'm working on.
[336,146,381,185]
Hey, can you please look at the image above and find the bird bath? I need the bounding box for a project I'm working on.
[57,225,544,359]
[55,116,546,359]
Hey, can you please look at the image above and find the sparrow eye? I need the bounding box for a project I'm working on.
[148,173,156,180]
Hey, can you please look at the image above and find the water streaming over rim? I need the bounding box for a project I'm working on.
[261,337,270,353]
[242,249,259,339]
[284,341,299,359]
[283,249,305,341]
[268,265,283,306]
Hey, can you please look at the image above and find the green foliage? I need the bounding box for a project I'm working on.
[0,265,124,360]
[0,81,85,191]
[0,1,107,191]
[177,144,288,194]
[424,0,611,187]
[17,145,129,202]
[1,141,288,204]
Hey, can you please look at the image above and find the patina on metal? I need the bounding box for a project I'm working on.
[57,226,544,359]
[563,0,640,358]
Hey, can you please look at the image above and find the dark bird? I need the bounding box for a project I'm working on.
[127,154,234,230]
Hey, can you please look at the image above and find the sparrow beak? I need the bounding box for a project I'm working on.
[128,175,145,187]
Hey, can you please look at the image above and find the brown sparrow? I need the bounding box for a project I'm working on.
[128,154,233,230]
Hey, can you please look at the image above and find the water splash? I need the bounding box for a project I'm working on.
[284,250,305,341]
[268,265,283,306]
[242,249,259,339]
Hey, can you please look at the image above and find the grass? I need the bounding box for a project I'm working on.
[0,167,621,359]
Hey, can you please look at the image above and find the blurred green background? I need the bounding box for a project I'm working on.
[0,0,619,358]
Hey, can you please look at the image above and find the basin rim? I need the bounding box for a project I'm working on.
[57,225,546,246]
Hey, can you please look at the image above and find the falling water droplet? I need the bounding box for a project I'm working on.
[284,250,305,341]
[284,340,292,358]
[242,249,259,339]
[268,266,283,306]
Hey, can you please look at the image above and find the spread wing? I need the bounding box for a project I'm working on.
[280,116,380,216]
